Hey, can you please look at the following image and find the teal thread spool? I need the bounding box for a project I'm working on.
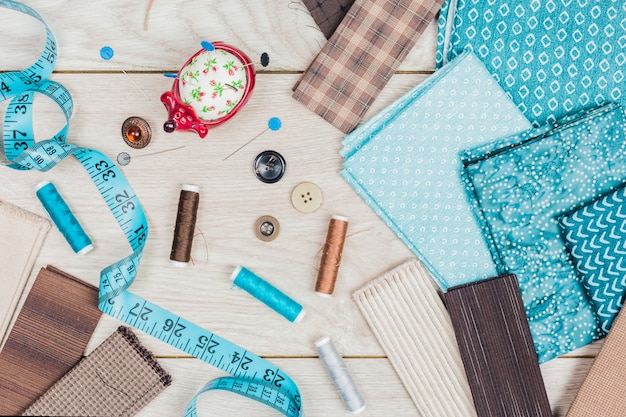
[230,266,305,323]
[35,181,93,255]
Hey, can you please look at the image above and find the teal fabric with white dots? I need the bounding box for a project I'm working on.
[462,103,626,363]
[340,51,531,290]
[436,0,625,126]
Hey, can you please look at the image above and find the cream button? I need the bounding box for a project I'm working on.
[291,182,323,213]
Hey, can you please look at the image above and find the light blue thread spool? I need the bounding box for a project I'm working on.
[35,181,93,255]
[315,336,366,414]
[230,266,305,323]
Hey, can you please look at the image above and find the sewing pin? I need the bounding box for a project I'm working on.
[223,117,282,161]
[117,145,186,166]
[100,46,151,101]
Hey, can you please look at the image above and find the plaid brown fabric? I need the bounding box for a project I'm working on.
[445,275,552,417]
[302,0,355,38]
[566,306,626,416]
[293,0,445,134]
[0,266,102,415]
[23,326,172,417]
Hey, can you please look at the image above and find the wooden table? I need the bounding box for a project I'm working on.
[0,1,601,415]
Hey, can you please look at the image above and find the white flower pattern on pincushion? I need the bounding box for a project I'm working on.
[178,49,247,121]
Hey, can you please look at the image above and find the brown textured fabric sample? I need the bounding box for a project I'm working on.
[444,275,552,417]
[0,266,101,415]
[566,306,626,417]
[23,326,172,417]
[292,0,445,134]
[301,0,355,38]
[0,200,50,348]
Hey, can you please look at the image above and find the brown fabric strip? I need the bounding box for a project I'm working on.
[301,0,355,39]
[23,326,172,417]
[566,306,626,416]
[444,275,552,417]
[0,266,101,415]
[292,0,445,134]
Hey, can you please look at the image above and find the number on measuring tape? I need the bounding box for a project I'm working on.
[0,2,303,416]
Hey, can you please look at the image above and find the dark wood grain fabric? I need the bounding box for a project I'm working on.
[0,266,101,415]
[23,326,172,417]
[566,306,626,416]
[302,0,355,38]
[293,0,445,134]
[444,275,552,417]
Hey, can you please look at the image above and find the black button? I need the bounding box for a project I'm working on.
[253,150,286,183]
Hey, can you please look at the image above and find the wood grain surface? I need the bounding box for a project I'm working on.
[0,1,601,415]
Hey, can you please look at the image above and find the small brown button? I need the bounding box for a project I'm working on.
[254,215,280,241]
[121,116,152,149]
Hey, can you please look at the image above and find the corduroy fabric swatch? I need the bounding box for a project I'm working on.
[23,326,172,417]
[559,184,626,334]
[353,259,477,416]
[462,103,626,363]
[436,0,625,126]
[444,274,552,417]
[293,0,446,134]
[341,52,531,289]
[302,0,355,39]
[566,306,626,417]
[0,266,102,415]
[0,200,50,347]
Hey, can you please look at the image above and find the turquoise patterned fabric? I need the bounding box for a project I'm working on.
[559,185,626,333]
[462,103,626,362]
[436,0,626,126]
[341,51,531,290]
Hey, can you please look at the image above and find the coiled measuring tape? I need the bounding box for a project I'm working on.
[0,2,303,416]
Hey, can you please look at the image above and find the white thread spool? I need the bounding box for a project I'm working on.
[315,336,366,414]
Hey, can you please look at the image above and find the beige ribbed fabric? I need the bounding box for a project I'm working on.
[0,200,50,347]
[566,306,626,417]
[353,259,477,416]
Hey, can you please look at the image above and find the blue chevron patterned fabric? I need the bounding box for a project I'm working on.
[436,0,625,127]
[559,186,626,333]
[462,103,626,363]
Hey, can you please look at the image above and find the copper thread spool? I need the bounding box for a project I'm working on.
[315,215,349,297]
[170,184,200,267]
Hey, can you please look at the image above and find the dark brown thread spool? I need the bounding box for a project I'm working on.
[170,184,200,267]
[315,215,349,297]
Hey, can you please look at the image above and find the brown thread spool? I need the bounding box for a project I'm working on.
[170,184,200,267]
[315,215,349,297]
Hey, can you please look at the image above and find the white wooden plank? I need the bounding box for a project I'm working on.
[0,72,428,357]
[0,0,437,72]
[126,356,592,416]
[135,357,416,417]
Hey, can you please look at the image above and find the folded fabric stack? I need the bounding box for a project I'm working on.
[462,103,626,362]
[437,0,625,126]
[341,51,531,289]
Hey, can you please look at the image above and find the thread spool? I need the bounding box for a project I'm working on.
[170,184,200,267]
[230,266,305,323]
[315,215,349,297]
[315,336,366,414]
[35,181,93,255]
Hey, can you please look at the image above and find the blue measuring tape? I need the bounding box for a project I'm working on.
[0,2,303,416]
